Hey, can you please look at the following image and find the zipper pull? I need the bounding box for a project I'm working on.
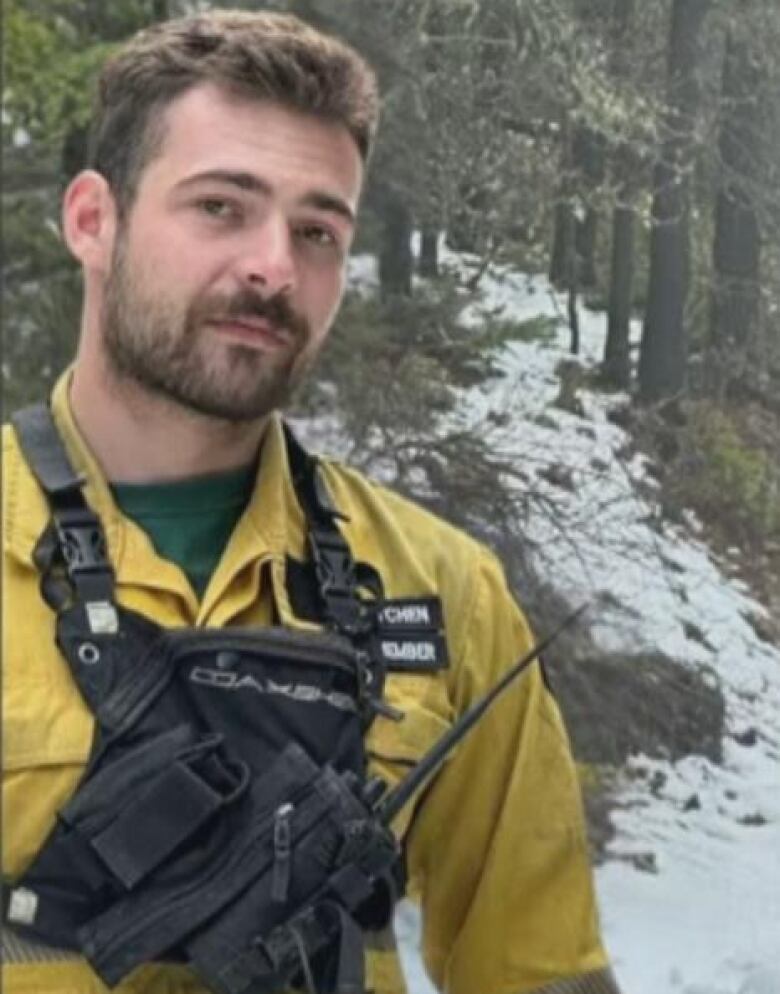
[372,698,405,722]
[356,651,405,722]
[272,803,293,903]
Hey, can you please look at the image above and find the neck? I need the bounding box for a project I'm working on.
[69,358,268,484]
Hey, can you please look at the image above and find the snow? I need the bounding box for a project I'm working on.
[341,245,780,993]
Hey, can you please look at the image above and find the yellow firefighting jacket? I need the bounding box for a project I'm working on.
[2,374,612,994]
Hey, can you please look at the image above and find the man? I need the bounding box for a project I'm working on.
[2,10,620,994]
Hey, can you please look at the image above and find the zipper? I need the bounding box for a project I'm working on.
[271,803,294,903]
[168,627,359,675]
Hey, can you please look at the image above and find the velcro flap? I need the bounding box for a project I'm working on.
[91,760,225,890]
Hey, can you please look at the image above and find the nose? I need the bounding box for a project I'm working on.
[238,212,296,297]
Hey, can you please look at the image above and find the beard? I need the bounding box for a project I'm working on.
[101,235,314,423]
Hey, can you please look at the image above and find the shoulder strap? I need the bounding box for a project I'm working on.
[11,404,116,619]
[283,423,381,637]
[12,403,380,646]
[11,404,86,497]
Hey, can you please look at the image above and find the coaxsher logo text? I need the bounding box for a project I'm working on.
[189,666,356,712]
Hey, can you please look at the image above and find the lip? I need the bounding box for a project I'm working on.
[206,317,290,351]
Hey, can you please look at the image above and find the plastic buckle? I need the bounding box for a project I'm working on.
[54,509,109,575]
[309,529,355,598]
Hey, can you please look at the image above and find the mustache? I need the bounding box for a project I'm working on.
[193,288,310,342]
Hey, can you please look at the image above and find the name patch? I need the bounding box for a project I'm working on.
[376,597,443,632]
[373,597,448,672]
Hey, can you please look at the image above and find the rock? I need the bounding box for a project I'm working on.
[650,770,668,796]
[743,610,779,646]
[553,358,587,417]
[606,404,633,430]
[738,812,768,826]
[682,620,710,646]
[533,412,559,431]
[734,727,759,747]
[682,793,701,812]
[538,463,576,491]
[631,852,658,874]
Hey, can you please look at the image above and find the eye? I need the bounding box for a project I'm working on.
[295,223,340,250]
[196,197,241,221]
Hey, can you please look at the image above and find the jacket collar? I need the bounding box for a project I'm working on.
[3,371,309,602]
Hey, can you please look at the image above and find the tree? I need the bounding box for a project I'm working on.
[549,123,605,291]
[1,0,185,416]
[602,0,638,389]
[706,4,767,399]
[638,0,712,403]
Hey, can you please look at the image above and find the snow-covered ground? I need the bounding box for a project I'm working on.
[336,249,780,994]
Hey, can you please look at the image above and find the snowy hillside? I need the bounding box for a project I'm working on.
[315,250,780,994]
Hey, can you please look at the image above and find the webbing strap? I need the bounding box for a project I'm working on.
[11,405,84,496]
[12,403,115,608]
[284,424,378,637]
[220,900,365,994]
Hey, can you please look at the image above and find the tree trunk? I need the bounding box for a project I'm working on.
[604,203,635,387]
[378,189,413,298]
[572,126,605,289]
[575,208,599,289]
[419,229,439,278]
[549,201,572,288]
[638,0,711,404]
[566,211,580,355]
[603,0,637,389]
[549,115,573,288]
[550,122,604,290]
[706,24,763,399]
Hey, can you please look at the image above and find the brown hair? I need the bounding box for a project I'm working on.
[88,9,379,215]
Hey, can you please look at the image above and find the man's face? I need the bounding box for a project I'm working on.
[100,85,363,421]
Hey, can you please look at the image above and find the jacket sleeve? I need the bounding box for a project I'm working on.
[403,547,617,994]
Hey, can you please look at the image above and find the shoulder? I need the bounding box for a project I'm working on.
[3,420,25,501]
[317,457,527,665]
[3,420,18,451]
[320,456,489,579]
[3,420,49,566]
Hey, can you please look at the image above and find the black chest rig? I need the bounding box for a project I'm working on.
[5,405,451,994]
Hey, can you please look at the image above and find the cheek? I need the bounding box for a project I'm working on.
[311,266,346,328]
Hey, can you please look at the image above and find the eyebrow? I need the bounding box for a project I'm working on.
[175,169,356,227]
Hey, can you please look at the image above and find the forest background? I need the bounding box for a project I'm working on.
[3,0,780,974]
[4,0,780,571]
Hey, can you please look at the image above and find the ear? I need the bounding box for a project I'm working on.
[62,170,119,274]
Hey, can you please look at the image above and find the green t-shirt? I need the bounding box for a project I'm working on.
[111,463,256,598]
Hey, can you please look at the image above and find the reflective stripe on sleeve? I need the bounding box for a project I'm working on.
[1,926,81,965]
[535,968,623,994]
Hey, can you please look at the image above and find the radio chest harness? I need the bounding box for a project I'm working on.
[4,404,577,994]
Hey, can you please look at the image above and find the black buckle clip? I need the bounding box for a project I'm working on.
[308,529,374,637]
[309,528,355,598]
[54,508,109,576]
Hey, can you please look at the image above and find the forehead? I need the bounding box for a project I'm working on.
[138,83,363,207]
